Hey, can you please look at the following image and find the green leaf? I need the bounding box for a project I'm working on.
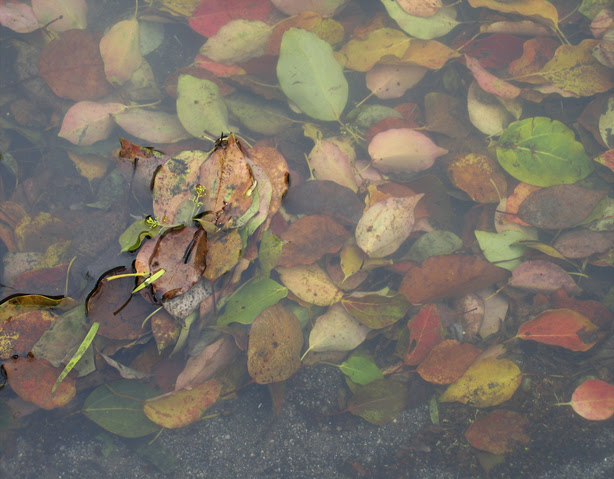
[225,92,290,135]
[277,28,348,121]
[339,355,384,385]
[118,218,161,252]
[176,75,229,138]
[217,278,288,326]
[380,0,459,40]
[52,322,99,392]
[496,117,594,187]
[348,379,408,425]
[341,291,410,329]
[474,230,535,271]
[82,380,160,438]
[403,230,462,263]
[258,231,283,278]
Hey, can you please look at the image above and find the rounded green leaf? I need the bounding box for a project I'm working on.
[277,28,348,121]
[496,117,594,187]
[176,75,229,138]
[217,278,288,326]
[82,380,160,438]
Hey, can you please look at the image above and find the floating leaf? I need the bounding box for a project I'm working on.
[144,379,221,429]
[279,214,349,267]
[440,358,522,408]
[368,128,447,173]
[465,409,530,454]
[304,303,370,355]
[247,304,303,384]
[176,75,229,138]
[5,356,75,410]
[417,340,482,385]
[517,184,606,229]
[348,379,408,425]
[277,263,343,307]
[567,379,614,420]
[341,291,410,329]
[338,355,384,385]
[496,117,594,187]
[515,309,600,351]
[399,254,509,304]
[217,278,288,326]
[277,28,348,121]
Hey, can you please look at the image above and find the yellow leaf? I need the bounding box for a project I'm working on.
[468,0,558,28]
[67,152,111,183]
[99,18,142,86]
[277,263,343,306]
[439,358,521,407]
[340,28,411,72]
[535,39,614,97]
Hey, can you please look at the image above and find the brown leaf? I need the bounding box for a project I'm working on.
[175,336,239,390]
[0,309,55,359]
[465,409,530,454]
[399,255,509,304]
[247,304,303,384]
[448,153,507,203]
[204,229,242,281]
[247,145,289,222]
[38,30,112,101]
[279,214,349,267]
[417,340,482,385]
[518,184,607,229]
[553,230,614,259]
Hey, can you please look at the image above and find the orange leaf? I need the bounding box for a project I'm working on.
[5,356,76,409]
[515,309,600,351]
[417,340,482,385]
[448,153,507,203]
[569,379,614,421]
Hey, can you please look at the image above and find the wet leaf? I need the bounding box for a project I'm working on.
[32,0,88,32]
[305,303,370,355]
[308,138,357,192]
[440,358,522,408]
[515,309,600,352]
[341,291,410,329]
[553,230,614,259]
[404,230,462,263]
[366,64,427,100]
[200,19,272,64]
[0,309,55,359]
[468,0,558,28]
[467,81,517,136]
[175,336,238,390]
[86,268,153,340]
[83,380,160,437]
[474,230,532,271]
[381,0,459,40]
[348,379,408,425]
[149,226,208,301]
[248,304,303,384]
[424,92,472,138]
[58,102,125,146]
[403,304,443,366]
[448,153,507,204]
[338,355,384,385]
[368,128,447,173]
[217,278,288,326]
[465,409,530,454]
[465,55,521,100]
[417,340,482,385]
[176,75,229,138]
[340,28,411,72]
[151,310,181,353]
[0,3,39,33]
[189,0,272,37]
[277,28,348,121]
[397,0,442,17]
[204,229,242,281]
[509,260,581,296]
[496,117,594,187]
[279,214,349,268]
[113,109,190,144]
[38,30,112,101]
[568,379,614,420]
[517,184,606,229]
[5,356,75,409]
[99,17,142,86]
[144,379,221,429]
[271,0,348,16]
[399,254,509,304]
[226,93,290,136]
[277,263,343,307]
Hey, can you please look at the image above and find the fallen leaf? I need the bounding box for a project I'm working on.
[465,409,530,454]
[305,303,370,355]
[217,278,288,326]
[271,0,349,16]
[465,55,521,99]
[277,263,343,307]
[440,358,522,407]
[417,340,482,385]
[58,101,126,146]
[99,17,142,86]
[176,75,230,139]
[144,379,221,428]
[341,291,410,329]
[189,0,272,37]
[200,19,271,64]
[112,109,191,144]
[247,304,303,384]
[348,379,408,425]
[509,260,581,296]
[175,336,238,390]
[32,0,87,32]
[468,0,558,28]
[568,379,614,420]
[403,304,443,366]
[381,0,459,40]
[448,153,507,203]
[515,309,600,352]
[0,2,39,33]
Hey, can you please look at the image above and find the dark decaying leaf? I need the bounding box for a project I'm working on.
[518,184,606,229]
[341,291,410,329]
[348,379,408,425]
[417,339,482,385]
[553,230,614,258]
[149,226,208,301]
[464,409,530,454]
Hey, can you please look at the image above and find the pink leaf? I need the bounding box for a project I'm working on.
[0,2,39,33]
[366,64,427,99]
[32,0,87,32]
[58,101,126,146]
[465,55,521,100]
[189,0,272,37]
[112,109,191,144]
[509,260,581,296]
[368,128,447,173]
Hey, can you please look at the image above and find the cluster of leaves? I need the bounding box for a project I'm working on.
[1,0,614,474]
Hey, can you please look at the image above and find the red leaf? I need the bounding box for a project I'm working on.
[189,0,272,37]
[417,339,482,385]
[515,309,601,351]
[403,304,443,366]
[570,379,614,420]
